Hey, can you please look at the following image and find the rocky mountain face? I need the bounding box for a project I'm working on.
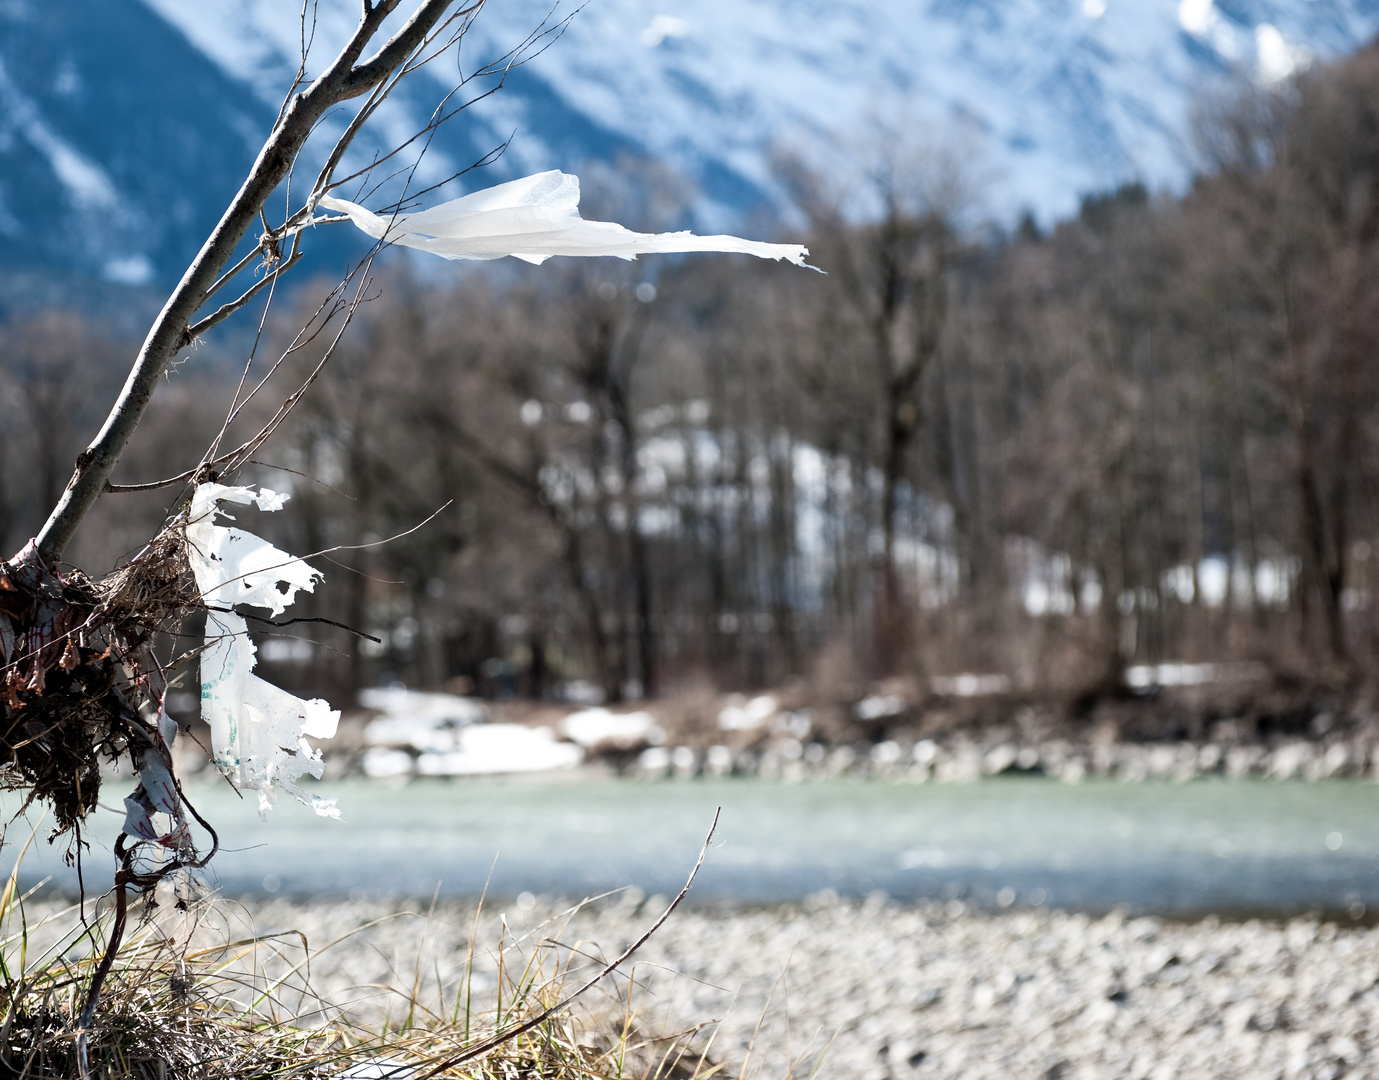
[2,0,1378,292]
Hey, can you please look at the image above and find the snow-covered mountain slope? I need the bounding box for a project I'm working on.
[140,0,1379,219]
[3,0,1379,288]
[0,0,275,288]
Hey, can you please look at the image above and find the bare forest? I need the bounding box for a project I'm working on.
[6,47,1379,716]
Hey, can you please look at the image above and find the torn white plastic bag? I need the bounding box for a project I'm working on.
[320,170,811,266]
[187,483,340,819]
[122,700,193,852]
[201,610,339,819]
[185,484,318,615]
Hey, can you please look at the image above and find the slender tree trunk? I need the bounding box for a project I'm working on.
[876,388,919,672]
[1281,292,1347,663]
[561,526,615,702]
[609,370,657,698]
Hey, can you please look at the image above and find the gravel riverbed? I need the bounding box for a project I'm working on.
[185,893,1379,1080]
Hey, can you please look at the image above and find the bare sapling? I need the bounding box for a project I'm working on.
[0,0,811,1070]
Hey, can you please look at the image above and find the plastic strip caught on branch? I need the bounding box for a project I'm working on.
[186,483,340,820]
[121,701,192,852]
[320,170,813,266]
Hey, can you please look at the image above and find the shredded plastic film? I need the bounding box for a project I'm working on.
[121,701,192,852]
[186,483,339,819]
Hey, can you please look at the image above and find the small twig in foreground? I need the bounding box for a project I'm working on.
[415,806,722,1080]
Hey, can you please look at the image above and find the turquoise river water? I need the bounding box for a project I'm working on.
[4,776,1378,916]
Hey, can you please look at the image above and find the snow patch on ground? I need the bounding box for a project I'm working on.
[718,694,778,731]
[360,688,485,732]
[415,724,583,776]
[1124,661,1269,689]
[855,694,907,720]
[560,707,663,748]
[930,675,1013,698]
[358,687,583,776]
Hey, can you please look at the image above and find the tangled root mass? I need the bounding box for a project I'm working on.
[0,526,199,846]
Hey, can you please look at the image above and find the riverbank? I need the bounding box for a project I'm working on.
[282,673,1379,786]
[198,894,1379,1079]
[161,666,1379,787]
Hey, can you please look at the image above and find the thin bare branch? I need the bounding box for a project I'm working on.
[198,239,272,308]
[32,0,461,564]
[321,7,570,199]
[186,247,305,344]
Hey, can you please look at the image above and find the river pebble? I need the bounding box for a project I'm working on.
[190,895,1379,1080]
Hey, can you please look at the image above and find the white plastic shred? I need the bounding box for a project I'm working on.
[185,484,319,615]
[186,483,339,820]
[122,701,192,851]
[320,170,811,266]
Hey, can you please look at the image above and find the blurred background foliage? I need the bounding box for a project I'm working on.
[7,48,1379,709]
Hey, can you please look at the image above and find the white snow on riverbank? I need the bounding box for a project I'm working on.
[359,688,582,776]
[560,707,663,748]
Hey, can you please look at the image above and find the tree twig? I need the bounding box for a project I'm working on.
[186,243,304,343]
[32,0,460,565]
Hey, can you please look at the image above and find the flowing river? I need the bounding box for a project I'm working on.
[6,776,1379,917]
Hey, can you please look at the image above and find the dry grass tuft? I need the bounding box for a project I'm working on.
[0,875,725,1080]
